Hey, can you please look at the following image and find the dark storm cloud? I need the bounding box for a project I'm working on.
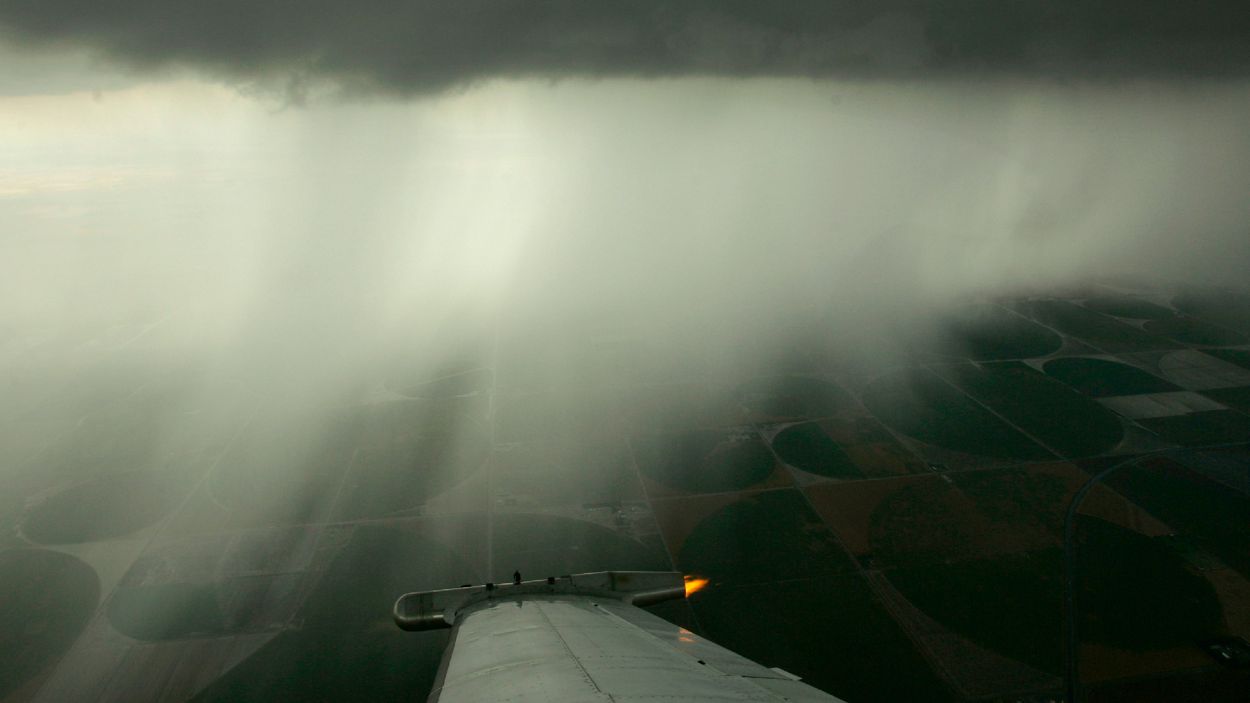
[1,1,1248,93]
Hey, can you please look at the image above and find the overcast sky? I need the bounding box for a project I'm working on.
[1,2,1249,97]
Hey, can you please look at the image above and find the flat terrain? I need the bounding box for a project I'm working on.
[4,283,1250,702]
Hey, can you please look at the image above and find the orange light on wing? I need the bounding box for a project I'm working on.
[684,575,708,597]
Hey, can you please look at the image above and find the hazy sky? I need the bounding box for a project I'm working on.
[2,4,1250,384]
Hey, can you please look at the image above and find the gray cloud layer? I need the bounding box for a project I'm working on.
[1,1,1249,93]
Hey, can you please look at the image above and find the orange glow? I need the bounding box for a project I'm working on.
[684,575,709,597]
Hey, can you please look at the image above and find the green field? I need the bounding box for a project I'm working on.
[1173,289,1250,335]
[12,284,1250,703]
[862,368,1052,460]
[632,428,776,493]
[1043,357,1178,397]
[1203,347,1250,370]
[885,518,1224,673]
[0,549,100,700]
[937,304,1062,360]
[939,361,1124,457]
[1203,386,1250,413]
[1106,459,1250,578]
[1137,410,1250,447]
[194,523,466,702]
[1018,299,1175,352]
[332,425,489,519]
[490,513,670,578]
[1144,316,1248,346]
[771,422,863,478]
[23,471,187,544]
[691,575,954,702]
[1081,295,1177,320]
[678,489,856,585]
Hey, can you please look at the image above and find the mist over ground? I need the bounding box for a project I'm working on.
[4,73,1250,484]
[5,77,1250,384]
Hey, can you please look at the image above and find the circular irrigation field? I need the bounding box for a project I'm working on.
[1081,295,1175,320]
[0,549,99,700]
[938,305,1063,361]
[23,472,186,544]
[862,366,1123,459]
[633,429,776,494]
[771,422,862,479]
[678,490,855,586]
[861,370,1047,460]
[1042,357,1177,398]
[881,518,1224,672]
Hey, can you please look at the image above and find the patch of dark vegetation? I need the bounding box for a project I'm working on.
[332,413,489,519]
[1203,348,1250,371]
[1019,299,1176,352]
[633,429,775,493]
[678,489,855,586]
[1043,357,1178,398]
[886,518,1224,673]
[771,422,862,478]
[1137,411,1250,447]
[862,368,1051,460]
[194,523,470,702]
[0,549,99,700]
[108,582,227,640]
[107,539,306,641]
[23,471,187,544]
[1202,386,1250,413]
[1144,316,1248,346]
[692,575,954,702]
[938,305,1062,361]
[1106,457,1250,579]
[1174,290,1250,335]
[1082,295,1176,320]
[491,513,669,579]
[941,362,1124,457]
